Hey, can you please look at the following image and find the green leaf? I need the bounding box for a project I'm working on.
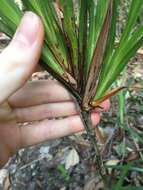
[120,0,143,44]
[22,0,69,72]
[95,25,143,99]
[112,186,143,190]
[83,0,113,107]
[42,45,64,75]
[86,0,110,73]
[115,163,133,189]
[60,0,78,79]
[99,0,120,80]
[0,0,22,35]
[95,0,143,100]
[78,0,88,89]
[0,19,13,37]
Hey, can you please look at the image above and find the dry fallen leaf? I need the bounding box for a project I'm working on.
[3,175,11,190]
[0,169,8,185]
[65,148,79,170]
[105,159,120,166]
[84,178,104,190]
[105,159,120,174]
[0,169,11,190]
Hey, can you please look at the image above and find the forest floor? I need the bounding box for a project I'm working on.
[0,36,143,190]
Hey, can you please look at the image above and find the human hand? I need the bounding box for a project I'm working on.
[0,12,110,167]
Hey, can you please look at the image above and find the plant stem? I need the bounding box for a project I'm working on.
[40,62,106,182]
[79,108,106,181]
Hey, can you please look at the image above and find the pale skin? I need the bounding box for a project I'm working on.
[0,12,110,167]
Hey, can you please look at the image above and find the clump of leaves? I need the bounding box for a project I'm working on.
[0,0,143,181]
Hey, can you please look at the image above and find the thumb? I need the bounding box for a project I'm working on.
[0,12,44,104]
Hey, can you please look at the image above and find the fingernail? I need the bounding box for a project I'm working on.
[13,12,40,47]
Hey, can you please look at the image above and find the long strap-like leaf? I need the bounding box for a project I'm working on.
[95,25,143,99]
[22,0,70,73]
[59,0,78,80]
[82,0,113,109]
[0,0,22,35]
[96,0,143,100]
[85,0,111,80]
[78,0,88,91]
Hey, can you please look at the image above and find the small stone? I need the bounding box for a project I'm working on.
[39,146,50,155]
